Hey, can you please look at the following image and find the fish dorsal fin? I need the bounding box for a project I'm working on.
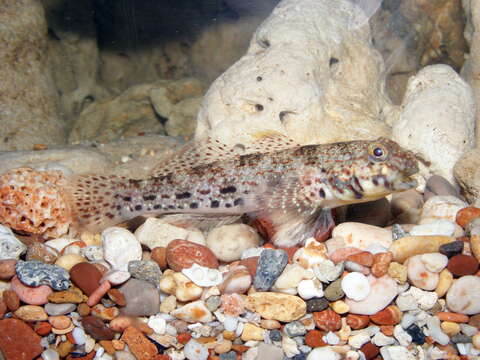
[150,131,301,178]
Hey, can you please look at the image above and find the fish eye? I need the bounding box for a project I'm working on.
[368,143,388,162]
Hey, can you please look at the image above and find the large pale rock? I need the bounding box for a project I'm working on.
[244,292,306,322]
[195,0,393,146]
[462,0,480,144]
[0,0,65,151]
[392,64,475,183]
[454,148,480,203]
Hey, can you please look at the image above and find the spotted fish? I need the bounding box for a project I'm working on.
[67,134,419,247]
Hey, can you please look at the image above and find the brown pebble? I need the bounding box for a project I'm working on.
[121,326,158,360]
[371,252,393,277]
[346,251,374,267]
[82,315,115,340]
[469,314,480,329]
[239,256,259,278]
[151,247,168,269]
[370,305,402,325]
[70,262,103,296]
[447,254,479,276]
[3,290,20,311]
[456,206,480,228]
[312,308,341,332]
[166,239,219,271]
[360,342,380,359]
[0,259,16,280]
[99,340,116,355]
[346,314,369,330]
[56,341,74,358]
[77,303,91,316]
[107,288,126,306]
[0,318,43,359]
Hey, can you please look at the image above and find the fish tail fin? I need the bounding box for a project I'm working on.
[64,174,129,233]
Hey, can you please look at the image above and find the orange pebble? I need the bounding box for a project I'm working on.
[86,281,111,307]
[380,325,394,336]
[177,332,192,344]
[456,206,480,228]
[263,243,276,249]
[66,331,76,344]
[436,312,470,323]
[34,321,52,336]
[305,330,327,348]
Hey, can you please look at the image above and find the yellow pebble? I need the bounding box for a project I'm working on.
[214,339,232,354]
[388,262,407,284]
[55,254,86,271]
[473,333,480,350]
[223,330,236,341]
[241,323,265,341]
[440,321,460,337]
[435,269,453,298]
[330,300,349,314]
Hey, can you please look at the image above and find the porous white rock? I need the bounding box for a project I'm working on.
[393,324,412,347]
[134,218,205,250]
[297,279,323,300]
[206,224,260,262]
[44,237,77,253]
[410,220,457,237]
[392,64,475,183]
[195,0,393,147]
[420,196,468,223]
[184,339,208,360]
[348,332,370,349]
[274,263,314,290]
[0,225,27,260]
[102,227,141,272]
[148,315,167,335]
[380,346,416,360]
[372,332,395,346]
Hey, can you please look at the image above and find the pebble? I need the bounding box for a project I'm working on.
[0,318,43,359]
[341,272,370,301]
[241,322,265,341]
[313,260,344,283]
[245,292,306,322]
[170,300,213,323]
[420,253,448,273]
[14,304,48,321]
[82,245,103,262]
[134,218,205,250]
[119,278,160,316]
[345,275,398,315]
[294,238,328,267]
[70,262,102,296]
[26,242,59,264]
[182,263,222,287]
[306,297,329,313]
[332,222,393,250]
[120,326,158,360]
[219,265,252,294]
[406,255,439,290]
[10,275,53,305]
[206,224,261,262]
[284,321,307,336]
[54,254,86,271]
[0,225,27,260]
[101,270,131,285]
[15,260,70,290]
[102,227,142,272]
[379,345,415,360]
[410,219,457,237]
[389,235,454,263]
[447,254,479,276]
[254,249,288,291]
[421,195,468,222]
[166,239,219,272]
[456,206,480,228]
[150,247,168,269]
[159,271,202,302]
[439,240,464,258]
[82,315,115,340]
[41,348,60,360]
[446,275,480,314]
[274,263,313,290]
[370,305,402,325]
[313,308,341,331]
[184,338,208,360]
[306,347,341,360]
[0,259,16,280]
[44,302,76,316]
[387,262,407,284]
[47,286,84,304]
[297,279,324,300]
[128,260,162,285]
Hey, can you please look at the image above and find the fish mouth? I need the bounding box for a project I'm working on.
[392,175,418,191]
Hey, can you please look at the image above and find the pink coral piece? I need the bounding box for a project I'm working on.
[87,281,111,306]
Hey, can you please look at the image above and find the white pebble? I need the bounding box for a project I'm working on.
[372,332,395,346]
[184,339,208,360]
[348,333,370,349]
[411,220,456,237]
[83,246,104,261]
[223,315,238,332]
[206,224,260,262]
[102,227,141,272]
[282,336,300,358]
[101,270,130,285]
[406,255,439,290]
[72,327,86,345]
[41,349,60,360]
[396,294,418,312]
[460,323,478,336]
[420,253,448,273]
[380,346,416,360]
[324,332,339,345]
[297,279,323,300]
[182,263,222,287]
[341,272,370,301]
[148,315,166,334]
[446,275,480,314]
[426,316,450,345]
[307,347,342,360]
[394,324,412,346]
[400,313,416,329]
[313,260,344,283]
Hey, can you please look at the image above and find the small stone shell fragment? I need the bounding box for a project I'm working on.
[181,263,222,287]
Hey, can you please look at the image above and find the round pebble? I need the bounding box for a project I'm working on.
[102,227,142,271]
[446,275,480,314]
[341,272,371,301]
[206,224,260,262]
[447,254,479,276]
[345,275,398,315]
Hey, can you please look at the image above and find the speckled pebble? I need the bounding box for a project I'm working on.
[254,249,288,291]
[306,297,329,313]
[128,260,162,286]
[205,295,221,312]
[0,225,27,260]
[15,260,70,290]
[284,321,306,336]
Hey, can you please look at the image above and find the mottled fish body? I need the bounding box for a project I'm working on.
[68,135,418,246]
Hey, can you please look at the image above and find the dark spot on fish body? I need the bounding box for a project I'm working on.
[233,198,244,206]
[175,192,192,199]
[220,186,237,194]
[143,194,156,201]
[134,205,142,211]
[211,200,220,208]
[123,196,132,202]
[319,188,326,198]
[190,202,199,209]
[106,213,115,219]
[225,203,232,208]
[153,204,161,210]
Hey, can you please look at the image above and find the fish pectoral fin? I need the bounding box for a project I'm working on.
[149,132,301,178]
[253,207,334,247]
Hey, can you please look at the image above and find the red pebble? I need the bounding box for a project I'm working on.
[239,257,259,278]
[313,309,341,332]
[447,254,479,276]
[360,342,380,359]
[166,239,219,272]
[370,305,402,325]
[34,321,52,336]
[346,251,374,267]
[456,206,480,228]
[346,314,370,330]
[305,330,326,348]
[177,332,192,345]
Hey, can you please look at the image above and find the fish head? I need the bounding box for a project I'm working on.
[324,137,419,204]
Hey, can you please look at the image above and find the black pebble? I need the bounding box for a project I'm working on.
[405,323,426,345]
[439,241,464,258]
[306,297,329,312]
